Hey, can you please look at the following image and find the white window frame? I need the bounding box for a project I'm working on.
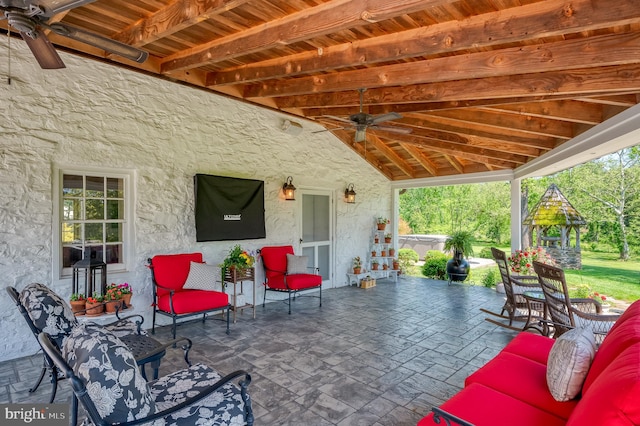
[52,165,135,279]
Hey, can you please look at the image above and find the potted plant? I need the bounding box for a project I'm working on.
[384,233,392,243]
[222,244,255,278]
[372,259,380,270]
[85,293,104,317]
[353,257,362,274]
[444,231,474,282]
[371,250,377,257]
[389,248,396,257]
[381,249,387,257]
[376,217,390,231]
[392,259,400,270]
[374,235,379,244]
[382,263,388,270]
[117,282,133,308]
[69,293,85,316]
[104,286,123,313]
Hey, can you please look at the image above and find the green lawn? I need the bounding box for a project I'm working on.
[409,243,640,303]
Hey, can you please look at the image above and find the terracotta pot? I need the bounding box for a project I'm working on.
[393,262,400,270]
[371,251,376,257]
[105,300,122,313]
[372,264,379,270]
[382,264,388,270]
[389,249,395,256]
[374,237,379,243]
[385,238,391,243]
[381,250,387,257]
[70,300,85,316]
[121,293,132,308]
[85,302,104,317]
[353,267,361,274]
[377,223,386,231]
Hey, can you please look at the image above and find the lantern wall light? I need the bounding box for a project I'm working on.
[282,176,296,200]
[344,183,356,203]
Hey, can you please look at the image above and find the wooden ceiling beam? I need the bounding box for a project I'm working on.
[367,135,416,178]
[399,143,439,176]
[243,32,640,98]
[207,0,640,86]
[478,101,604,125]
[113,0,253,48]
[160,0,457,73]
[276,63,640,112]
[331,130,393,178]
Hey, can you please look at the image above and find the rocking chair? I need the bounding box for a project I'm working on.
[533,261,620,345]
[481,248,544,332]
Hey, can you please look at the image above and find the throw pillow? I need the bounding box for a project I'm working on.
[62,323,155,423]
[286,254,309,275]
[183,262,221,291]
[546,327,596,401]
[20,283,78,348]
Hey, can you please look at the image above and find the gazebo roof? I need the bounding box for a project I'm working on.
[523,184,586,226]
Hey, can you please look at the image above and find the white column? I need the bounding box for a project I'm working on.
[510,178,522,253]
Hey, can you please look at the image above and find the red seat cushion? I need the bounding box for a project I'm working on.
[261,246,321,290]
[501,332,555,365]
[151,253,203,297]
[418,383,567,426]
[465,352,578,419]
[568,342,640,426]
[157,289,228,314]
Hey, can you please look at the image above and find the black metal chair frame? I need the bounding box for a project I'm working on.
[38,332,253,426]
[6,286,179,405]
[147,258,231,339]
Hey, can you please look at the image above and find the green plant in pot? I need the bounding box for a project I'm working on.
[444,231,474,283]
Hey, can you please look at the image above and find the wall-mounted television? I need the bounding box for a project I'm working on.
[194,174,266,242]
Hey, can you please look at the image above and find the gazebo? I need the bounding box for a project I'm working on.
[523,184,586,269]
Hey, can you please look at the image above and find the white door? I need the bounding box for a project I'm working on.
[300,190,333,287]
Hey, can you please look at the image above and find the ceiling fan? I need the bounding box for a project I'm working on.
[316,88,412,142]
[1,0,148,69]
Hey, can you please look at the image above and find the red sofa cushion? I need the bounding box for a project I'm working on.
[418,383,566,426]
[157,289,228,314]
[501,332,555,365]
[583,304,640,393]
[261,246,321,290]
[151,253,203,297]
[465,351,578,420]
[567,342,640,426]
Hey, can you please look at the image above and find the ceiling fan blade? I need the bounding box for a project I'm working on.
[322,115,354,124]
[370,125,412,134]
[20,29,65,69]
[47,23,148,63]
[370,112,402,124]
[39,0,97,17]
[311,126,350,134]
[355,128,366,142]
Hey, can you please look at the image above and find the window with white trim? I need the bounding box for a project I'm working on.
[55,168,133,277]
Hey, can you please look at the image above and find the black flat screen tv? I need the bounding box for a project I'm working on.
[194,174,266,242]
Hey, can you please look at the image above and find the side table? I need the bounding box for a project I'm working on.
[223,267,256,323]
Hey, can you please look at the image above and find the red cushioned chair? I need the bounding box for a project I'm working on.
[148,253,230,339]
[260,245,322,314]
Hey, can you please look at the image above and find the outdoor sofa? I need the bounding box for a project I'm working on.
[419,299,640,426]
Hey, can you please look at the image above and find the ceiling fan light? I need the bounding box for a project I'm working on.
[355,129,366,142]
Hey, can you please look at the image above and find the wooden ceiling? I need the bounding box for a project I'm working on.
[3,0,640,181]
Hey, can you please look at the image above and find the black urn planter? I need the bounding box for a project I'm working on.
[446,252,470,283]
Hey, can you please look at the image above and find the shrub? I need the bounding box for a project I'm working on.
[478,247,493,259]
[398,248,419,272]
[422,250,448,279]
[481,268,499,288]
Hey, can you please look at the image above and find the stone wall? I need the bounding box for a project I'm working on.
[546,247,582,270]
[0,42,391,361]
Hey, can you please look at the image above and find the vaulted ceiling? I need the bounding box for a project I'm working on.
[3,0,640,181]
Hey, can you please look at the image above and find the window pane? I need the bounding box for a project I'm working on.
[61,223,82,244]
[107,178,124,198]
[106,244,122,264]
[85,245,104,262]
[106,223,122,243]
[86,176,104,197]
[63,199,82,221]
[63,174,83,196]
[106,200,124,220]
[62,245,84,268]
[86,199,104,220]
[85,223,103,243]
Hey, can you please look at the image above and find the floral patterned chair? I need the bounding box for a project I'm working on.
[38,323,253,426]
[6,283,180,406]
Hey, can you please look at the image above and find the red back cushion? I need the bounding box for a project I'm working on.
[151,253,203,296]
[261,246,293,287]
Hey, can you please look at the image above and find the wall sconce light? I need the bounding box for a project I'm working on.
[344,183,356,204]
[283,176,296,200]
